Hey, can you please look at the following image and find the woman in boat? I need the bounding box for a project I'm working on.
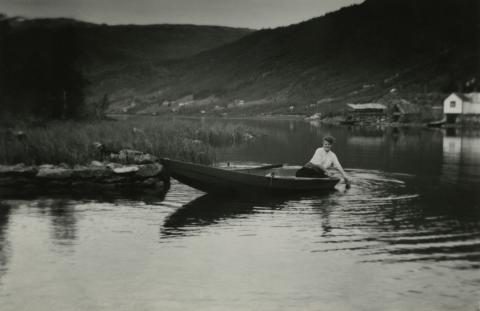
[296,135,351,185]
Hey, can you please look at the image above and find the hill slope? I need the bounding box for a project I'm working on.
[76,23,252,96]
[142,0,479,115]
[0,16,253,116]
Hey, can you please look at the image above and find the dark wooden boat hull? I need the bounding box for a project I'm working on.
[427,118,446,127]
[161,158,340,194]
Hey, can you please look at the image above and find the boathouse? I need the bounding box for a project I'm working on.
[443,93,480,124]
[346,103,386,123]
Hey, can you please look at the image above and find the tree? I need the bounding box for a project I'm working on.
[0,17,88,120]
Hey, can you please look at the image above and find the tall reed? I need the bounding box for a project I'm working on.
[0,118,255,165]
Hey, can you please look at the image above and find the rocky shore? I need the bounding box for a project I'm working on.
[0,149,170,193]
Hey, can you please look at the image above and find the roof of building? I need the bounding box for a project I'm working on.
[347,103,387,110]
[453,92,480,103]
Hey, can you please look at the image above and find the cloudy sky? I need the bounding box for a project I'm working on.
[2,0,364,28]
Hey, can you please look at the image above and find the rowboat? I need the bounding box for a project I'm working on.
[426,117,446,127]
[160,158,340,194]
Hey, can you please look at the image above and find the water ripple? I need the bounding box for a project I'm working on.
[163,169,479,267]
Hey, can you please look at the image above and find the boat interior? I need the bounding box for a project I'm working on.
[236,165,303,177]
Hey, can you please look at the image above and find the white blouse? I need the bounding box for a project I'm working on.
[309,147,342,170]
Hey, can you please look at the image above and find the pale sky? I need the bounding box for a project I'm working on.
[1,0,364,29]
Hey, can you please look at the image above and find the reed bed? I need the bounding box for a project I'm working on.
[0,118,255,165]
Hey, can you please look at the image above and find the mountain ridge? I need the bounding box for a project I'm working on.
[1,0,479,118]
[135,0,478,116]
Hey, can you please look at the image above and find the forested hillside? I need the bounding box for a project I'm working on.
[151,0,479,115]
[0,15,251,119]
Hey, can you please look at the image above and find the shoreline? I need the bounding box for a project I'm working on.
[110,113,480,129]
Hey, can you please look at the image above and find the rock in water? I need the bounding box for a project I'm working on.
[112,166,139,174]
[72,165,110,179]
[0,164,37,176]
[37,167,73,179]
[136,164,163,178]
[90,161,104,167]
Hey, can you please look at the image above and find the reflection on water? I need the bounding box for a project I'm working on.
[158,169,480,269]
[162,194,257,238]
[0,187,168,204]
[1,119,480,311]
[323,171,480,268]
[0,202,12,282]
[442,129,480,186]
[46,200,77,244]
[442,135,462,183]
[161,193,317,238]
[347,136,385,146]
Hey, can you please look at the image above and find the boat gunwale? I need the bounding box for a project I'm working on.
[162,158,340,182]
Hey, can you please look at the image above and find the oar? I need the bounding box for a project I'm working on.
[233,163,284,171]
[345,180,351,189]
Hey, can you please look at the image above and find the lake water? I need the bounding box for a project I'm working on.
[1,118,479,311]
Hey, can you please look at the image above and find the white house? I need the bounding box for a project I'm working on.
[443,93,480,123]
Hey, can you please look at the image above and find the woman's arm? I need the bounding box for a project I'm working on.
[307,148,328,172]
[332,155,350,184]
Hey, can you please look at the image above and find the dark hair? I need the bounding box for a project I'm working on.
[323,135,335,144]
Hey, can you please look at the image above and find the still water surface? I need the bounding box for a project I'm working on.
[1,119,479,311]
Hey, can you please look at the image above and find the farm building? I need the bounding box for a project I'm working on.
[443,93,480,124]
[390,99,421,122]
[346,103,386,123]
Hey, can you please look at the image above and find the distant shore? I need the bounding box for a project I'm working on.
[111,112,480,129]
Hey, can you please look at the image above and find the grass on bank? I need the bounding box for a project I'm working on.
[0,118,255,166]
